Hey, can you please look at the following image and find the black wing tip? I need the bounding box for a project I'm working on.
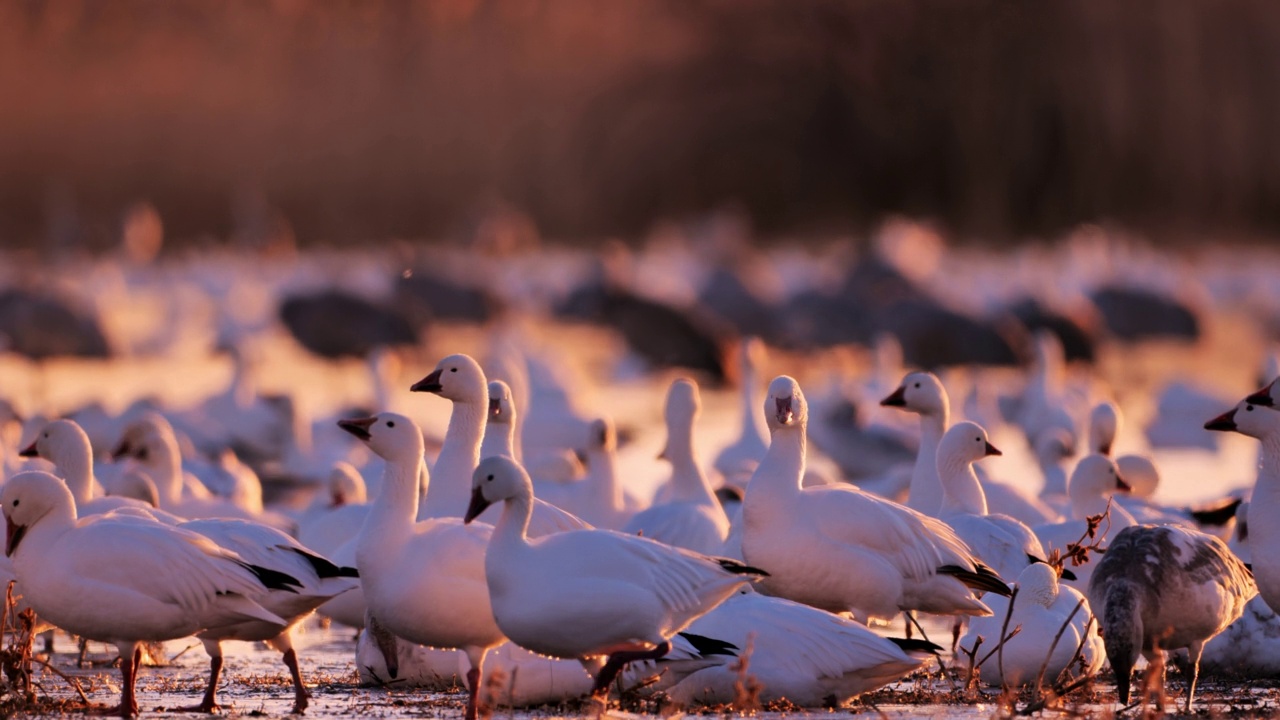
[240,561,303,593]
[1027,554,1077,581]
[887,637,944,655]
[716,558,770,577]
[1187,496,1245,526]
[676,632,739,657]
[938,564,1013,597]
[288,546,359,579]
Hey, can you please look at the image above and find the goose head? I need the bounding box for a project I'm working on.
[337,412,424,465]
[1067,453,1130,512]
[21,418,92,466]
[410,353,487,404]
[937,421,1002,468]
[1016,562,1059,609]
[1034,427,1075,465]
[1088,400,1120,456]
[328,462,367,507]
[1206,397,1280,439]
[1,471,75,557]
[1246,377,1279,408]
[487,380,516,425]
[881,371,946,417]
[111,413,175,466]
[765,375,807,431]
[465,455,534,523]
[583,417,617,454]
[665,378,701,426]
[110,470,162,508]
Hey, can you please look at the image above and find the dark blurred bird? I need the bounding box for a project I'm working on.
[395,272,501,325]
[279,291,418,359]
[0,288,111,359]
[1089,286,1200,342]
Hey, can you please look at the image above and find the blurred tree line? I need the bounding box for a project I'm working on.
[0,0,1277,248]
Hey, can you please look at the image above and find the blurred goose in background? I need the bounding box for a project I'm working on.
[744,376,1009,623]
[1033,454,1135,588]
[623,379,730,555]
[297,462,370,558]
[21,419,152,516]
[712,337,770,488]
[1089,524,1254,711]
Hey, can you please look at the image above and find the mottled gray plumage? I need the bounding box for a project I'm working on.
[1088,524,1255,711]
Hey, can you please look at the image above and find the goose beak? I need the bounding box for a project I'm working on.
[337,417,377,441]
[1098,442,1112,456]
[18,442,37,458]
[110,440,132,461]
[1204,409,1238,432]
[331,491,346,508]
[1246,381,1275,407]
[656,444,669,462]
[775,396,794,425]
[984,441,1002,457]
[488,397,501,418]
[410,369,444,394]
[1115,474,1132,493]
[5,519,25,557]
[880,386,907,407]
[464,486,491,524]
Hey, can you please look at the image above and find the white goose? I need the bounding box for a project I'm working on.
[656,589,936,706]
[297,462,370,558]
[1088,524,1254,711]
[0,471,288,717]
[338,412,502,720]
[21,419,151,516]
[960,563,1104,686]
[882,371,1058,525]
[411,353,588,533]
[1088,401,1174,523]
[712,337,770,488]
[1032,454,1136,588]
[464,454,766,698]
[110,414,293,529]
[935,421,1069,581]
[743,375,1009,623]
[623,379,730,555]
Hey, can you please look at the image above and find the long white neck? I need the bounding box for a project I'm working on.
[1249,435,1280,607]
[147,436,186,506]
[421,400,486,519]
[1040,453,1068,497]
[938,456,987,516]
[907,401,949,516]
[54,441,97,506]
[745,425,805,511]
[489,492,533,563]
[666,416,718,508]
[584,444,623,512]
[480,419,515,460]
[357,453,423,569]
[1069,484,1112,519]
[15,504,77,575]
[231,355,256,408]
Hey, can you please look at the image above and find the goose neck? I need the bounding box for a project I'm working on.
[55,443,96,506]
[491,493,533,555]
[666,419,716,505]
[937,458,987,516]
[747,424,805,501]
[480,421,515,461]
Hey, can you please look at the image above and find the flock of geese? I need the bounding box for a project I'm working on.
[2,330,1277,717]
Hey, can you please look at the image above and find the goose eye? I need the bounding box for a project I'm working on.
[975,437,981,442]
[486,474,494,482]
[12,500,18,507]
[387,420,396,428]
[1247,406,1254,412]
[914,382,921,388]
[450,368,458,373]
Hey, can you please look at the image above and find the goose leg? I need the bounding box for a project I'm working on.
[177,639,223,712]
[463,646,490,720]
[591,641,671,697]
[282,648,308,714]
[1185,641,1204,712]
[92,643,141,717]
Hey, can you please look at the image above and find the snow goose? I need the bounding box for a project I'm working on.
[0,471,290,717]
[712,337,770,487]
[1088,401,1173,520]
[657,589,937,707]
[20,419,150,516]
[337,412,502,720]
[959,563,1103,687]
[623,379,730,555]
[935,421,1069,581]
[411,354,591,534]
[464,454,765,698]
[297,462,370,558]
[1032,454,1135,586]
[882,371,1056,524]
[176,518,359,713]
[1205,395,1280,613]
[1088,524,1254,710]
[111,414,294,530]
[744,375,1009,623]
